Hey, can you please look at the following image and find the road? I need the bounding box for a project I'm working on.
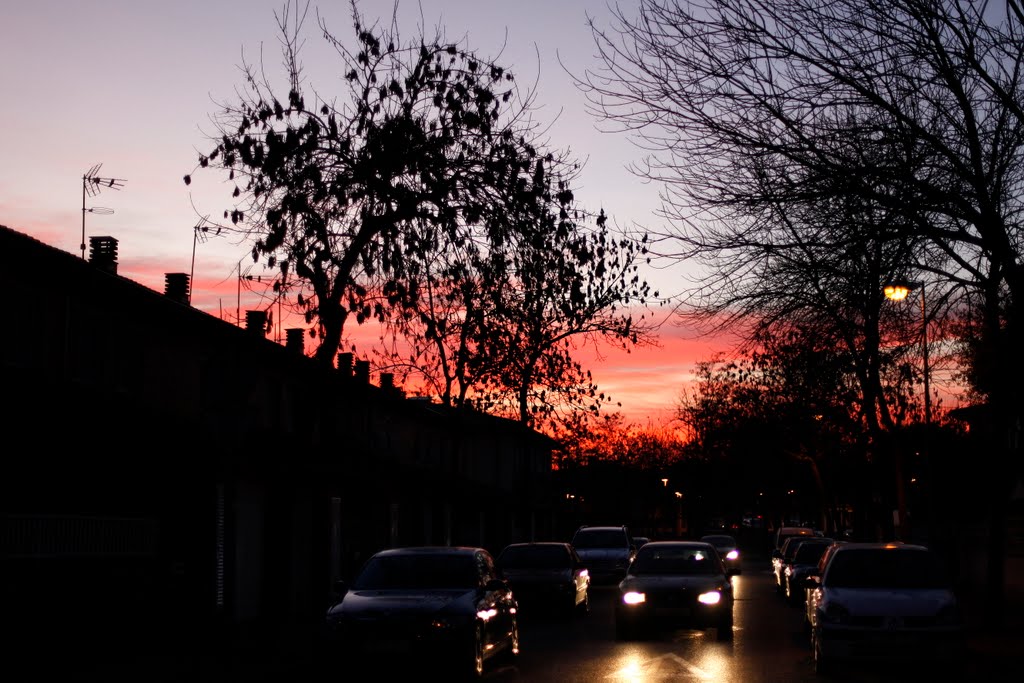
[474,558,974,683]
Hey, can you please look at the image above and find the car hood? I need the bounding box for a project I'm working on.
[576,548,629,560]
[327,588,476,619]
[826,587,957,616]
[620,574,726,593]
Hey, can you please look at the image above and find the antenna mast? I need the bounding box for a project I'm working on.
[81,163,126,259]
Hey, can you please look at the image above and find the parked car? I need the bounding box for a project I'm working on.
[615,540,736,641]
[496,542,590,618]
[773,534,828,593]
[781,538,834,604]
[806,542,966,675]
[324,546,519,679]
[700,533,742,575]
[632,536,651,549]
[771,526,816,558]
[571,525,636,584]
[802,541,847,632]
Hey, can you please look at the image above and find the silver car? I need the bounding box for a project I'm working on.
[806,542,966,675]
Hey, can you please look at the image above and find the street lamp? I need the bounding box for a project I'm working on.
[883,280,930,427]
[883,279,931,542]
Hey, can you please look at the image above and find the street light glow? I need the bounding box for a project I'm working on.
[884,284,911,300]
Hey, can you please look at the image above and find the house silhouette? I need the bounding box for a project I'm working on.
[0,224,563,678]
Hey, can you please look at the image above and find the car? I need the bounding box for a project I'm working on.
[632,536,651,549]
[614,540,736,641]
[806,542,966,675]
[700,533,742,575]
[773,534,827,593]
[803,541,847,631]
[324,546,519,679]
[496,542,590,618]
[771,525,816,558]
[781,538,834,604]
[571,525,636,584]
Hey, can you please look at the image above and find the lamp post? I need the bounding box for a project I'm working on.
[882,281,930,427]
[883,280,930,542]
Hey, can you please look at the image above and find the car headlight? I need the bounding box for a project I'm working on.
[726,550,739,560]
[622,591,646,605]
[821,602,851,624]
[698,590,721,605]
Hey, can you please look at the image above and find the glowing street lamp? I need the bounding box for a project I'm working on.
[883,280,930,427]
[883,279,931,542]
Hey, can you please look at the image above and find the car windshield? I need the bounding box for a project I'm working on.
[793,542,830,565]
[630,546,722,575]
[352,554,479,590]
[824,549,950,589]
[499,545,569,569]
[573,530,627,549]
[701,535,735,548]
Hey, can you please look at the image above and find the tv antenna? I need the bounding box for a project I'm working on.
[81,163,126,259]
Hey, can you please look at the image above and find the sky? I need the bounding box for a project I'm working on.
[0,0,728,426]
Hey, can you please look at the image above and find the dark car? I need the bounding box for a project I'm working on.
[571,525,636,584]
[496,542,590,618]
[782,538,834,604]
[324,546,519,679]
[615,540,736,641]
[700,533,742,575]
[807,542,966,675]
[775,536,833,595]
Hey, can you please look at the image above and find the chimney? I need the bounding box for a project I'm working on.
[380,372,394,391]
[89,236,118,274]
[354,359,370,384]
[285,328,305,354]
[164,273,190,304]
[245,310,268,336]
[337,352,353,378]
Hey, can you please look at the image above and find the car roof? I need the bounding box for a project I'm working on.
[575,525,628,531]
[639,540,715,549]
[501,541,571,549]
[830,541,922,551]
[373,546,484,558]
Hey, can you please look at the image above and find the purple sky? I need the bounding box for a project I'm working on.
[1,0,720,426]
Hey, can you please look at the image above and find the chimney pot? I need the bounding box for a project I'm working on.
[89,236,118,274]
[337,352,353,377]
[245,310,268,336]
[164,272,190,304]
[285,328,305,354]
[354,360,370,384]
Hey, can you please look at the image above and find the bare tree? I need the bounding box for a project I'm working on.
[576,0,1024,624]
[188,0,553,367]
